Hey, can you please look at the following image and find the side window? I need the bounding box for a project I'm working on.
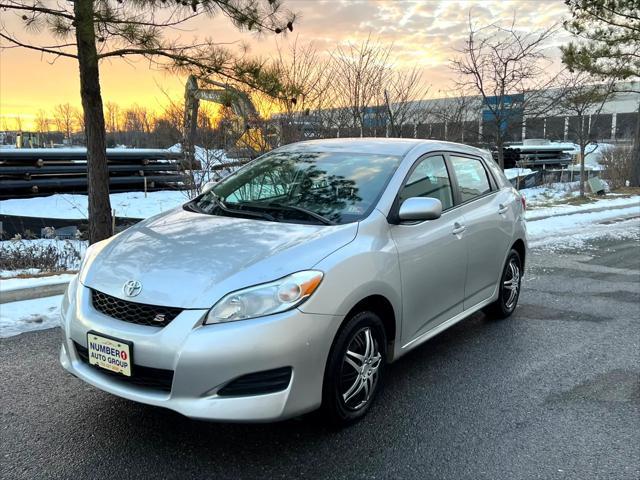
[484,156,508,188]
[449,155,491,203]
[399,155,454,210]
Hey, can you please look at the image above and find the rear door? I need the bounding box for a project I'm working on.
[389,154,467,345]
[447,153,513,308]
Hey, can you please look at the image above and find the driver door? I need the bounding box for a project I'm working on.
[390,154,468,346]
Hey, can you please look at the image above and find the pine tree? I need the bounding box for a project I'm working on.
[0,0,295,243]
[561,0,640,186]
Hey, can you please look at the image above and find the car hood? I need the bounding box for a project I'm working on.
[81,208,358,309]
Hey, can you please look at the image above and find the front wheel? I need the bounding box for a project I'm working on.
[486,249,522,319]
[321,311,386,427]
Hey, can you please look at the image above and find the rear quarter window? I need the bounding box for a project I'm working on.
[450,155,492,203]
[483,155,510,188]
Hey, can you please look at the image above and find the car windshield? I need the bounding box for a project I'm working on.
[188,150,402,225]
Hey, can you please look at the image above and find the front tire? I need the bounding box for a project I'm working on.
[486,249,522,319]
[321,311,386,427]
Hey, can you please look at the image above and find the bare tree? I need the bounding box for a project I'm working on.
[429,90,482,143]
[121,105,156,147]
[104,102,121,134]
[556,72,616,197]
[0,0,296,243]
[53,103,77,142]
[13,115,23,132]
[331,36,394,136]
[272,38,332,143]
[34,110,51,135]
[383,66,429,137]
[452,15,561,167]
[34,109,52,146]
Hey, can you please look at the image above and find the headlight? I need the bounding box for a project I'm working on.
[205,270,323,324]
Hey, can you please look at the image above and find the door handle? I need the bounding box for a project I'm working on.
[452,222,466,235]
[498,204,509,214]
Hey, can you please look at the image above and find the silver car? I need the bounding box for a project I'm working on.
[60,138,527,425]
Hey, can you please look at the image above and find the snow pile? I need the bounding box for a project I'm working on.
[168,144,234,169]
[504,168,534,180]
[0,295,62,338]
[0,190,186,220]
[520,182,581,207]
[168,144,239,185]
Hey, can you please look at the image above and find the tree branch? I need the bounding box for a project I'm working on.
[0,2,74,20]
[0,32,77,58]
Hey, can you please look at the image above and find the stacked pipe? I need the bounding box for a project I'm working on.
[0,148,188,199]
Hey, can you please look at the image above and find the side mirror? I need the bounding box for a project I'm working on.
[202,181,216,193]
[398,197,442,222]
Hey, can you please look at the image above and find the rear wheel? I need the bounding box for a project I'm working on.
[486,249,522,319]
[321,311,386,427]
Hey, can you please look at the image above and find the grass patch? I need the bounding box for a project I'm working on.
[609,186,640,197]
[560,195,600,206]
[9,270,78,279]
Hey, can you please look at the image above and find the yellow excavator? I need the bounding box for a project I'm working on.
[183,75,272,166]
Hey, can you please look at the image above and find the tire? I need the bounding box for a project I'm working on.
[320,311,387,427]
[486,249,522,319]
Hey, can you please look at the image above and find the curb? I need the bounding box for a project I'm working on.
[1,282,69,304]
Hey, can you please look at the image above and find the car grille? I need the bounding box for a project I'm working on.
[218,367,292,397]
[91,289,182,328]
[74,342,174,393]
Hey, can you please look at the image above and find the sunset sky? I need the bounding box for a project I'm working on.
[0,0,571,130]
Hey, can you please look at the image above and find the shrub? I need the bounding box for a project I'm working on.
[0,239,85,273]
[600,145,634,190]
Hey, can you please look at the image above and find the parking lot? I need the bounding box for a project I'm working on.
[1,237,638,480]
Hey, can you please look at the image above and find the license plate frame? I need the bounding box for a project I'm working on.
[86,331,133,377]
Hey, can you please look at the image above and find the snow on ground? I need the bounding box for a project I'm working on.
[504,168,534,180]
[168,144,232,167]
[525,192,640,251]
[1,268,41,278]
[0,190,186,220]
[0,295,62,338]
[1,273,76,293]
[528,216,640,252]
[520,182,581,207]
[527,204,639,240]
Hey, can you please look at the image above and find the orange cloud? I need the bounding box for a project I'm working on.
[0,0,570,130]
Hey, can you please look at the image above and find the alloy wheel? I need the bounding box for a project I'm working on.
[502,257,521,310]
[339,327,382,410]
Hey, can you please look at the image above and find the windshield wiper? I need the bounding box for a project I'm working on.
[264,202,336,225]
[190,194,278,222]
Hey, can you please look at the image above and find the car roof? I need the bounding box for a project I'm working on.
[276,137,487,158]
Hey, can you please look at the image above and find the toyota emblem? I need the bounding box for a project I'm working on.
[123,280,142,297]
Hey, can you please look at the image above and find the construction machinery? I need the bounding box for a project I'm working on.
[183,75,272,166]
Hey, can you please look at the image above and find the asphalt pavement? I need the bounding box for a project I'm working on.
[1,237,639,480]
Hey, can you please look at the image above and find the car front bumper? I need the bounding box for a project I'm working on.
[59,284,343,422]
